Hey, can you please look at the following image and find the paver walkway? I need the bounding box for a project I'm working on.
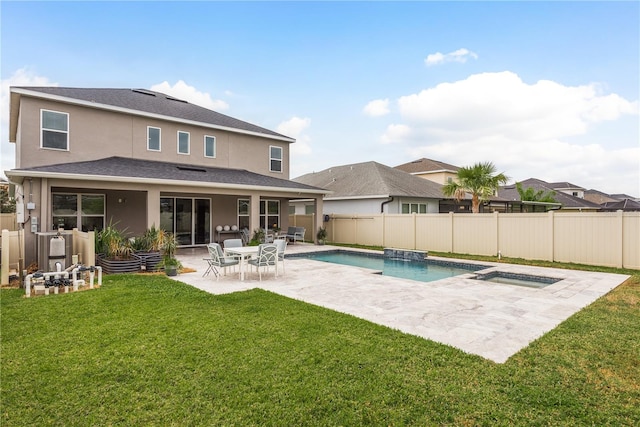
[173,245,629,363]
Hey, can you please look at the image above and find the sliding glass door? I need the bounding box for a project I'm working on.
[160,197,210,246]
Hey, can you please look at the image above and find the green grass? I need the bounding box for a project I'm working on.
[2,271,639,425]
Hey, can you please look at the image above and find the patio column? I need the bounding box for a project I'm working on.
[146,188,161,229]
[250,193,260,234]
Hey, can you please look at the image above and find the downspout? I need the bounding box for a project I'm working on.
[381,196,394,213]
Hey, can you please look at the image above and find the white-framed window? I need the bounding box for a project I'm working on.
[52,193,105,231]
[204,135,216,158]
[147,126,161,151]
[178,131,190,155]
[401,203,427,214]
[260,200,280,230]
[41,109,69,150]
[269,146,282,173]
[238,199,250,230]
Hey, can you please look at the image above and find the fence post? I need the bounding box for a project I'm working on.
[412,213,417,250]
[1,229,9,286]
[616,210,624,268]
[548,210,555,262]
[449,212,454,253]
[494,211,500,256]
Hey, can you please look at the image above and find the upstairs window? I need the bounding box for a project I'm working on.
[178,131,190,155]
[270,146,282,172]
[41,110,69,150]
[147,126,161,151]
[204,135,216,158]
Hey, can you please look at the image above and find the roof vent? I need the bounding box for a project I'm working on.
[166,95,187,103]
[177,166,206,173]
[132,89,156,97]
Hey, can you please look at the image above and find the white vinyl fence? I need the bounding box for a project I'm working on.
[296,211,640,270]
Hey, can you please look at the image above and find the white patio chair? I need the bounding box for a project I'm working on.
[248,243,278,281]
[205,243,239,280]
[275,238,287,276]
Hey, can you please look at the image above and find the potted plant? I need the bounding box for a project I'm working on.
[133,225,165,271]
[249,228,265,246]
[159,232,181,276]
[95,222,142,274]
[316,227,327,245]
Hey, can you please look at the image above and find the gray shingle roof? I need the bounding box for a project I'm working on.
[11,157,324,192]
[293,161,444,199]
[394,158,460,174]
[498,178,601,210]
[14,87,291,141]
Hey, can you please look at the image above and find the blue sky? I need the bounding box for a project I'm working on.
[2,1,639,196]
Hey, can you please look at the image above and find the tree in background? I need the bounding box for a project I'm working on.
[442,162,509,213]
[0,186,16,213]
[516,182,557,203]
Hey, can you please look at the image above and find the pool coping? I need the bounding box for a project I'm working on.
[174,244,630,363]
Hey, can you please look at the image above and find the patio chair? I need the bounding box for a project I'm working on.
[240,228,250,245]
[248,243,278,281]
[224,238,243,249]
[205,243,239,280]
[283,226,305,244]
[275,238,287,276]
[263,228,275,243]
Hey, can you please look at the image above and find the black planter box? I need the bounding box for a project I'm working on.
[97,254,143,274]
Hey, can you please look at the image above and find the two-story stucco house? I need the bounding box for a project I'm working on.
[7,86,326,265]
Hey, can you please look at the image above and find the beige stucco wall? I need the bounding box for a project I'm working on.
[16,96,291,178]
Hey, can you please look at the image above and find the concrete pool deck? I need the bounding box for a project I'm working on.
[173,244,630,363]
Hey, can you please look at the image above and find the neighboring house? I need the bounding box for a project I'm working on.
[394,158,460,185]
[547,181,586,199]
[291,161,444,215]
[600,198,640,211]
[498,178,600,212]
[6,86,326,265]
[585,190,640,211]
[584,189,620,205]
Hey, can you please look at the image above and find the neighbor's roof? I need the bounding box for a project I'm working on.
[293,161,444,199]
[601,198,640,211]
[9,86,293,143]
[547,181,586,191]
[6,157,326,195]
[498,178,601,210]
[394,158,460,174]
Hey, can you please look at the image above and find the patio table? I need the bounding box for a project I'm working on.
[224,246,259,281]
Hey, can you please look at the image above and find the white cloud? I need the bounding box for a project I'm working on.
[277,116,312,156]
[1,68,58,178]
[149,80,229,111]
[379,71,639,195]
[425,48,478,66]
[363,98,390,117]
[380,124,411,145]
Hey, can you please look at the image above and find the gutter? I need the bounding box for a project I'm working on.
[5,170,328,196]
[381,196,394,213]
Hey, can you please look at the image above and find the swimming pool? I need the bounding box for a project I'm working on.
[290,250,488,283]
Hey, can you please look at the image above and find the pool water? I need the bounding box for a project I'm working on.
[297,251,484,283]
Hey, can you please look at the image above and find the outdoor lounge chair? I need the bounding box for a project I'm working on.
[205,243,240,280]
[281,226,305,244]
[248,243,278,281]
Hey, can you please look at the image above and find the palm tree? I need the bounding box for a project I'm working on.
[515,182,557,203]
[442,162,509,213]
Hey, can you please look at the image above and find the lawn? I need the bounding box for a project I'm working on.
[1,270,639,425]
